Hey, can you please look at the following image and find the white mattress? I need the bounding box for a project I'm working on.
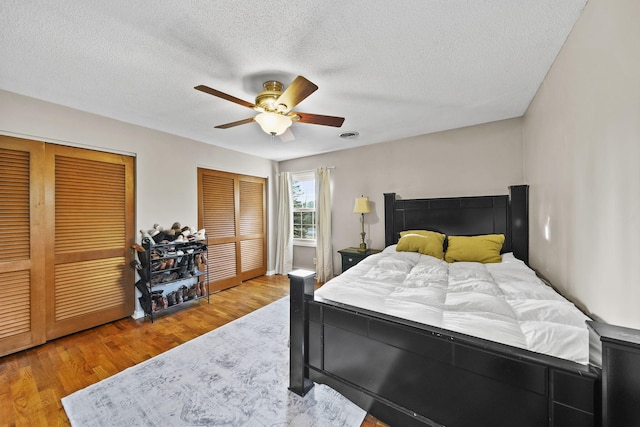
[315,246,590,364]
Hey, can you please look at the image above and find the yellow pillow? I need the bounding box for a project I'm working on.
[444,234,505,263]
[400,230,445,240]
[396,232,445,259]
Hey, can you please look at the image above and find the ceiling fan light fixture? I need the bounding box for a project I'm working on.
[255,112,292,136]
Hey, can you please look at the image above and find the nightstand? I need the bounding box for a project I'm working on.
[338,247,382,272]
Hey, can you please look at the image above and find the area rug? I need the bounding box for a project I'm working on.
[62,297,366,426]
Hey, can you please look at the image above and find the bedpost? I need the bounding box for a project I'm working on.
[589,321,640,427]
[384,193,396,247]
[509,185,529,264]
[288,269,316,396]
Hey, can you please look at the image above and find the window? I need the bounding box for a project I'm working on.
[292,171,316,246]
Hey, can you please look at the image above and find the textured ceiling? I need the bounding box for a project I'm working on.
[0,1,587,161]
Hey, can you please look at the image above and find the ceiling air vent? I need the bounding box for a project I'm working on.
[339,131,359,139]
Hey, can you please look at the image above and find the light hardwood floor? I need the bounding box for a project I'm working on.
[0,274,386,427]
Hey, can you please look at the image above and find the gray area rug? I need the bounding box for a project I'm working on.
[62,297,366,426]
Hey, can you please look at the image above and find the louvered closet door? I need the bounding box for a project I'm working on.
[238,178,266,281]
[198,169,266,292]
[45,145,135,340]
[200,171,239,292]
[0,136,46,357]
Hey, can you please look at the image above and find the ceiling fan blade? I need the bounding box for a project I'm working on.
[215,117,255,129]
[279,128,295,142]
[274,76,318,113]
[293,112,345,127]
[195,85,256,109]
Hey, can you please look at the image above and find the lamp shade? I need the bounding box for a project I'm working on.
[353,196,371,214]
[255,112,293,136]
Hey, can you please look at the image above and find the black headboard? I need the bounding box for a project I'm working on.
[384,185,529,263]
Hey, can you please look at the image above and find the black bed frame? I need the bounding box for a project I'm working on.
[289,185,640,427]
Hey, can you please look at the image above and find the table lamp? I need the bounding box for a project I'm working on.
[353,196,371,252]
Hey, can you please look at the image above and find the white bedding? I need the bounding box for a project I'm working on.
[315,246,590,364]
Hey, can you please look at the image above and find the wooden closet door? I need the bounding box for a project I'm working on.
[45,145,135,340]
[0,136,46,357]
[200,170,238,292]
[238,178,267,281]
[198,169,266,292]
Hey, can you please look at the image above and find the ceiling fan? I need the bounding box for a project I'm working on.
[195,76,345,136]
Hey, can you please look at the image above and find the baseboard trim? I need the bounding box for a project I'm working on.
[131,309,145,320]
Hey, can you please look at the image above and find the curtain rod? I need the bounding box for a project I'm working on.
[278,166,336,176]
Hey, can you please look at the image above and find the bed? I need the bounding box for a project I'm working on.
[288,186,640,427]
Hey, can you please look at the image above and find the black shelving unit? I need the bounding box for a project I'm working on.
[134,237,209,322]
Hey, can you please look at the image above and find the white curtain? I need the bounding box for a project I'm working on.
[315,167,333,282]
[275,171,293,275]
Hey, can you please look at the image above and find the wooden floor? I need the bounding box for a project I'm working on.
[0,274,387,427]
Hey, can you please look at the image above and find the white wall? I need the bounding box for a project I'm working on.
[0,89,279,272]
[280,118,524,274]
[523,0,640,328]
